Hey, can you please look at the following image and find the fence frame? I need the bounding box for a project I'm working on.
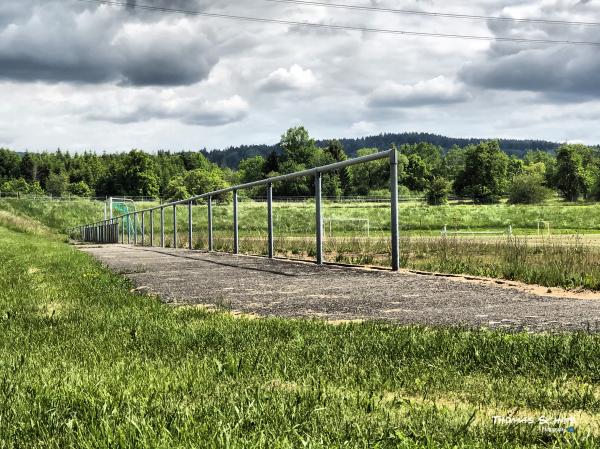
[71,149,401,270]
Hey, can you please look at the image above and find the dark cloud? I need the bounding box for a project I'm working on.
[459,45,600,101]
[459,1,600,101]
[0,0,219,86]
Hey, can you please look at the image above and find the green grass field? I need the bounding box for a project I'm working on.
[4,198,600,290]
[1,215,600,447]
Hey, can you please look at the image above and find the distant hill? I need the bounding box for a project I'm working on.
[202,132,560,169]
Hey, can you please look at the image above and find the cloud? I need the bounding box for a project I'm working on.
[458,0,600,101]
[348,121,378,136]
[0,1,219,86]
[86,92,249,126]
[459,45,600,101]
[367,76,470,108]
[259,65,317,92]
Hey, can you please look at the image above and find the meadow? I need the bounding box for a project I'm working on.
[4,197,600,290]
[1,216,600,447]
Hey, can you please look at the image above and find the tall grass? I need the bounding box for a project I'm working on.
[1,226,600,447]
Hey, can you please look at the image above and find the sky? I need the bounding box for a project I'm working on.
[1,0,599,153]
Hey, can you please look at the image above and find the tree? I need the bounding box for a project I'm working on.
[347,148,390,196]
[403,154,431,192]
[1,178,30,194]
[263,151,280,175]
[45,172,69,197]
[454,141,509,203]
[442,146,467,179]
[326,140,351,195]
[280,126,318,165]
[238,156,265,183]
[0,149,20,180]
[182,168,230,202]
[553,144,588,202]
[164,177,190,201]
[120,150,159,197]
[400,142,443,176]
[425,177,451,205]
[19,152,37,182]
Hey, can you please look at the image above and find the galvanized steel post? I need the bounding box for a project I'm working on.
[208,196,213,251]
[315,172,323,265]
[267,183,273,259]
[173,205,177,248]
[188,201,193,250]
[141,212,145,246]
[160,207,165,248]
[233,190,239,254]
[150,210,154,247]
[390,149,400,271]
[127,215,131,244]
[133,213,138,245]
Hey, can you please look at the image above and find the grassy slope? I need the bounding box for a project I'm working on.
[0,198,104,234]
[1,220,600,447]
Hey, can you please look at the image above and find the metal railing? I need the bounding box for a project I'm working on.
[71,149,401,270]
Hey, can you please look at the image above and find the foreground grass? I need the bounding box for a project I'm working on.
[1,225,600,447]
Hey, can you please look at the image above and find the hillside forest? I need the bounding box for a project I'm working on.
[0,127,598,205]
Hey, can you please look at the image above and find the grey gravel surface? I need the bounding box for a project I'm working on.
[80,244,600,332]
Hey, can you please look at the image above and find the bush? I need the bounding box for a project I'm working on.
[425,177,451,205]
[508,174,553,204]
[67,181,93,197]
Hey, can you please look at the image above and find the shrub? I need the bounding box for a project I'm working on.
[425,177,451,205]
[508,174,552,204]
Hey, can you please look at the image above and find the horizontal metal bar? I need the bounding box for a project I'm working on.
[75,149,393,227]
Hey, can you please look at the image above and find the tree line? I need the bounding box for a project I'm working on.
[0,126,597,205]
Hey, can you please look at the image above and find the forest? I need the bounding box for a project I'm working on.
[0,126,598,205]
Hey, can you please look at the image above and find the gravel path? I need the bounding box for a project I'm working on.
[80,245,600,332]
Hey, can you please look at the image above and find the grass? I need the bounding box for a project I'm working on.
[5,198,600,290]
[1,221,600,447]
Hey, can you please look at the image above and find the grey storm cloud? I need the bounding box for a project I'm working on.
[0,0,220,86]
[459,1,600,101]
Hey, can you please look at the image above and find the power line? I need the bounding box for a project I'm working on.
[76,0,600,46]
[263,0,600,28]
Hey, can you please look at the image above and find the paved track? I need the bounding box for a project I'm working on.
[80,245,600,332]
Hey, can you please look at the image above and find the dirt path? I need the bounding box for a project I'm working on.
[80,245,600,332]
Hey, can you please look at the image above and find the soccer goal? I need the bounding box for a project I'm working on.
[536,219,551,236]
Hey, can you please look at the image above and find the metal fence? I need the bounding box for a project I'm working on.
[71,149,401,270]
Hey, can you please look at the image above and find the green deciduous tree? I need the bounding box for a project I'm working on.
[280,126,319,165]
[553,144,589,202]
[454,141,509,203]
[403,154,431,192]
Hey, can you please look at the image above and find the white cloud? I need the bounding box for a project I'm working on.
[349,121,378,136]
[367,76,470,108]
[85,91,249,127]
[259,65,317,92]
